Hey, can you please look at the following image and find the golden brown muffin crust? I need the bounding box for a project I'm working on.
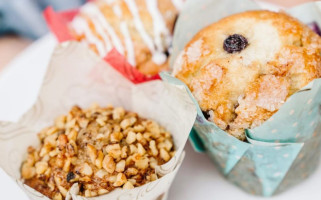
[174,10,321,140]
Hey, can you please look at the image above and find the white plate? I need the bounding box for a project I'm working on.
[1,4,321,199]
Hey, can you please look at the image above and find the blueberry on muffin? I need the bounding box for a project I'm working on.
[173,11,321,140]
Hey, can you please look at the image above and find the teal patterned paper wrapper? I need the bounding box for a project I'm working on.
[168,0,321,197]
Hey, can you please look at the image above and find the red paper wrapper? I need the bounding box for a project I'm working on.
[43,6,161,84]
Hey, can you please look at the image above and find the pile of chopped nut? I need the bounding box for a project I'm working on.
[21,104,175,200]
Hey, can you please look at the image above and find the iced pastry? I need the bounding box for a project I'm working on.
[70,0,184,75]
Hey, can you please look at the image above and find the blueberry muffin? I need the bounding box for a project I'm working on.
[70,0,184,76]
[173,11,321,140]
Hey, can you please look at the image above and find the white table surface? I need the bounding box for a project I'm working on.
[1,3,321,199]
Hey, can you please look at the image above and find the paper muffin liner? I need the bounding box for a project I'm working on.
[43,7,161,84]
[0,42,197,200]
[167,0,321,196]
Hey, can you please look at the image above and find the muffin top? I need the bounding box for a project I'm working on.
[21,104,175,199]
[173,10,321,140]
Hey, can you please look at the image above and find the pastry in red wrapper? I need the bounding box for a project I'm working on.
[68,0,183,76]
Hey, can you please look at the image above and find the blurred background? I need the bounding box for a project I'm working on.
[0,0,85,70]
[0,0,316,72]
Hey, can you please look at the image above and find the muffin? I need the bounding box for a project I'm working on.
[173,10,321,140]
[21,104,175,199]
[69,0,183,76]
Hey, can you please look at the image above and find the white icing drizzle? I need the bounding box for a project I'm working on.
[71,0,173,66]
[152,52,167,65]
[124,0,166,65]
[71,17,106,56]
[171,0,184,11]
[105,0,116,5]
[145,0,170,64]
[112,3,135,66]
[83,13,113,53]
[120,22,136,66]
[123,0,154,51]
[113,4,123,18]
[145,0,169,52]
[81,3,124,54]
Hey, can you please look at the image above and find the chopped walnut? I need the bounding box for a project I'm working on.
[21,104,175,199]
